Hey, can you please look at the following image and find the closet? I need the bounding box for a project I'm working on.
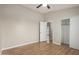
[61,19,70,45]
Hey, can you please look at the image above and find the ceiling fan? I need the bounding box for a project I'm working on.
[36,4,50,9]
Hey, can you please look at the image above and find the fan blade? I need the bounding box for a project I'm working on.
[47,5,50,9]
[36,4,42,8]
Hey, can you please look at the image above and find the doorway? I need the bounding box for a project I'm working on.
[61,19,70,46]
[39,21,53,43]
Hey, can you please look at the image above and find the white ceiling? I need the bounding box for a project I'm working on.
[21,4,79,13]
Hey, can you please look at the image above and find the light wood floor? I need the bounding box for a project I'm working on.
[2,42,79,55]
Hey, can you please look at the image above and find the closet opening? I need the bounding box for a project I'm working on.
[61,19,70,46]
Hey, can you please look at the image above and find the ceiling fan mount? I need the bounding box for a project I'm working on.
[36,4,50,9]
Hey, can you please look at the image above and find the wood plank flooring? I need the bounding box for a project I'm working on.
[2,42,79,55]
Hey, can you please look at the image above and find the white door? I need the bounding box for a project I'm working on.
[40,22,49,42]
[70,15,79,50]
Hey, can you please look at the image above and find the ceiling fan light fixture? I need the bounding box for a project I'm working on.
[36,4,50,9]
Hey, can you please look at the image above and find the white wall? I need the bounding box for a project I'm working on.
[45,6,79,45]
[0,5,3,54]
[70,15,79,50]
[1,5,44,50]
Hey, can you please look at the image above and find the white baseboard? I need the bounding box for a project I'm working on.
[2,41,38,51]
[1,41,61,53]
[70,45,79,50]
[53,41,61,45]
